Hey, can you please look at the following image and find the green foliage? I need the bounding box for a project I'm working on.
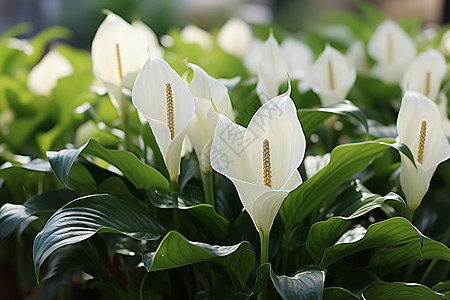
[0,3,449,299]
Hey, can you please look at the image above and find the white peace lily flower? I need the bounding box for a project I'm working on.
[217,18,253,58]
[180,25,213,51]
[437,93,450,137]
[27,49,73,96]
[92,12,149,115]
[304,153,331,179]
[440,29,450,55]
[243,38,264,74]
[367,19,416,84]
[346,40,370,75]
[401,49,446,101]
[397,91,450,210]
[281,38,314,81]
[131,20,164,59]
[184,63,235,174]
[256,31,289,104]
[210,86,306,234]
[132,57,195,182]
[310,45,356,107]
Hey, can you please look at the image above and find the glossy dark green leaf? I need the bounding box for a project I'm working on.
[34,194,165,281]
[195,289,249,300]
[433,281,450,297]
[323,287,361,300]
[368,234,450,276]
[362,281,448,300]
[298,100,368,137]
[270,266,326,300]
[0,189,78,240]
[281,140,413,230]
[47,139,169,191]
[306,191,405,265]
[317,217,450,268]
[142,231,254,287]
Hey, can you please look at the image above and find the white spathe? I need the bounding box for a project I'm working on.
[437,93,450,137]
[346,40,370,75]
[132,57,195,182]
[184,63,235,174]
[367,19,416,84]
[310,45,356,107]
[91,12,150,113]
[210,87,306,234]
[131,20,164,59]
[217,18,253,58]
[256,31,289,104]
[180,25,213,51]
[401,49,446,101]
[281,38,314,81]
[27,49,73,96]
[397,91,450,210]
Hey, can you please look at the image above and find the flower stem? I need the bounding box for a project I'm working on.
[260,231,270,265]
[404,208,415,222]
[201,172,215,207]
[170,180,179,230]
[281,227,291,274]
[259,231,270,300]
[420,225,450,283]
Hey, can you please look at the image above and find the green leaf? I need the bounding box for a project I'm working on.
[0,189,78,240]
[195,289,249,300]
[33,194,165,281]
[362,281,448,300]
[433,281,450,297]
[142,231,254,288]
[47,139,169,191]
[323,287,361,300]
[368,233,450,276]
[270,266,326,300]
[281,140,413,230]
[298,100,369,137]
[316,217,450,268]
[306,190,405,265]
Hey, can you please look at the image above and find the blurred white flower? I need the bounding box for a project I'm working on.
[281,37,314,81]
[401,49,446,101]
[180,25,213,51]
[256,31,288,104]
[217,18,253,58]
[27,49,73,96]
[243,38,264,74]
[397,91,450,210]
[210,86,306,234]
[91,11,150,116]
[304,153,331,179]
[132,57,195,182]
[310,45,356,106]
[131,20,164,59]
[367,20,416,84]
[437,93,450,137]
[346,40,370,75]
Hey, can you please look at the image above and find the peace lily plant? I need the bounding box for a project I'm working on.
[3,7,450,300]
[310,44,356,106]
[91,11,154,118]
[210,85,306,264]
[256,31,289,104]
[183,62,235,205]
[367,19,416,84]
[401,49,446,101]
[397,91,450,213]
[132,56,195,226]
